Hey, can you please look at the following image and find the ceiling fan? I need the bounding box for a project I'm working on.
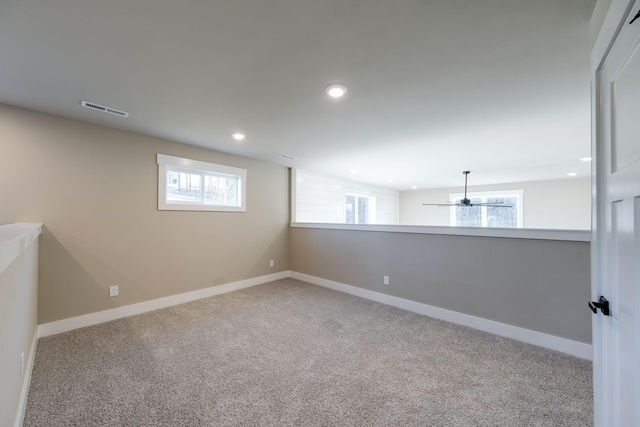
[423,171,512,208]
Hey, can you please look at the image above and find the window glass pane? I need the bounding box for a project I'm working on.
[158,154,246,211]
[166,171,202,202]
[455,198,482,227]
[358,197,369,224]
[345,195,355,224]
[486,197,518,228]
[204,174,238,206]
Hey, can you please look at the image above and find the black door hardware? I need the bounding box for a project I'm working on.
[589,296,610,316]
[630,9,640,24]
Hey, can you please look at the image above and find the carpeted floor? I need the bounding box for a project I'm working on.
[24,278,593,426]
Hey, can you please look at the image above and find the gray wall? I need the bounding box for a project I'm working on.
[290,227,592,344]
[0,104,290,323]
[0,238,38,427]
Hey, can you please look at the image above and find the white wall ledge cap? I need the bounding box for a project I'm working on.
[290,222,591,242]
[0,223,43,276]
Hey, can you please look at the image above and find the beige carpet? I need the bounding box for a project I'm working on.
[24,278,592,426]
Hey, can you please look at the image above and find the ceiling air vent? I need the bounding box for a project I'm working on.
[81,100,129,117]
[279,154,298,161]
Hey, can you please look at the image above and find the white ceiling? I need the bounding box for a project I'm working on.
[0,0,596,190]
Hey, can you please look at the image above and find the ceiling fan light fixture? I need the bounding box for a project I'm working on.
[326,83,347,98]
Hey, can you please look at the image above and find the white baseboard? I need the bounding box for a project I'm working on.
[290,271,593,360]
[36,270,592,360]
[14,327,38,427]
[38,271,290,338]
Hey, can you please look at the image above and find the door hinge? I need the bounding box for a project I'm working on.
[589,296,610,316]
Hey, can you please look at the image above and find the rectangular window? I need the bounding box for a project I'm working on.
[157,154,246,212]
[450,190,523,228]
[345,194,375,224]
[291,169,398,224]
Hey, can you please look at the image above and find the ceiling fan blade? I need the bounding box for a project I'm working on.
[469,200,506,205]
[423,171,514,208]
[424,203,513,208]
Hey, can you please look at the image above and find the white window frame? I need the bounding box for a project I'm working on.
[157,154,246,212]
[345,193,376,224]
[449,189,524,228]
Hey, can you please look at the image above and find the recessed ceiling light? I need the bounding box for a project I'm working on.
[350,169,357,174]
[387,179,393,183]
[231,132,246,141]
[580,157,592,162]
[412,186,418,190]
[567,172,577,177]
[326,83,347,98]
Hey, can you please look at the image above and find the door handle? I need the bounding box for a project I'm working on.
[589,296,610,316]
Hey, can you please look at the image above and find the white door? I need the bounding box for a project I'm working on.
[593,1,640,425]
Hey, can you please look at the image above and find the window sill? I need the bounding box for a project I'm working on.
[290,222,590,242]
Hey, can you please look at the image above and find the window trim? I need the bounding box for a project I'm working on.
[345,192,376,224]
[157,153,247,212]
[449,189,524,228]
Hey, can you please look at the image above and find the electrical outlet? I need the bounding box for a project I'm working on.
[383,275,390,286]
[269,260,274,268]
[109,285,119,297]
[20,352,24,377]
